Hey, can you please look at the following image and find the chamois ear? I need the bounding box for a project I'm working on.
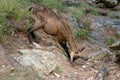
[75,47,85,53]
[29,6,32,11]
[78,47,85,52]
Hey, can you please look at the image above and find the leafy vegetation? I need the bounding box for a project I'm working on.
[106,37,115,46]
[74,29,89,40]
[0,0,63,40]
[0,0,31,40]
[40,0,63,13]
[0,69,44,80]
[0,18,14,39]
[73,17,91,40]
[53,65,63,74]
[68,2,99,20]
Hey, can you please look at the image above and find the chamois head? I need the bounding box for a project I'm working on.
[29,3,59,19]
[29,3,49,15]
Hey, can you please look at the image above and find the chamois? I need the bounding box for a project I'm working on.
[27,3,86,64]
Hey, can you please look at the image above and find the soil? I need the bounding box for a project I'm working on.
[0,29,119,80]
[0,0,120,79]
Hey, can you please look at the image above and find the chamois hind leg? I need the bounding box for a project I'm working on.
[59,42,70,59]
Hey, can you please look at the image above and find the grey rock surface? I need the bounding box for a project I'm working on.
[17,49,57,75]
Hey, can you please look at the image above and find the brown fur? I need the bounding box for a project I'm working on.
[27,3,84,63]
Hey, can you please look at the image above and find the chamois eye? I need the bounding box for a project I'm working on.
[75,52,78,54]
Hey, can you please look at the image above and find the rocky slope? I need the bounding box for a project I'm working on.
[0,0,120,80]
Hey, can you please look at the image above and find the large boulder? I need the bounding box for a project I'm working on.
[17,49,58,75]
[89,16,120,47]
[101,0,118,7]
[86,0,118,8]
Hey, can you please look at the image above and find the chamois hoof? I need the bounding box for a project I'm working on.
[69,60,76,67]
[28,44,34,49]
[79,56,89,61]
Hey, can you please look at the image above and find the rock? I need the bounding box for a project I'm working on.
[96,3,106,8]
[96,9,108,16]
[17,49,57,75]
[89,16,120,47]
[54,73,61,78]
[68,16,82,30]
[101,0,118,8]
[86,0,100,5]
[63,0,81,7]
[33,42,42,49]
[95,65,108,80]
[71,72,79,80]
[109,41,120,50]
[109,41,120,64]
[86,77,94,80]
[86,0,118,8]
[110,12,120,19]
[88,48,112,60]
[114,54,120,64]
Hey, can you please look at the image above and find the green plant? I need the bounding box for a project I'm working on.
[40,0,63,13]
[0,0,32,39]
[115,32,120,39]
[34,73,44,80]
[0,0,31,20]
[73,17,91,40]
[74,29,89,40]
[106,37,115,46]
[0,17,14,40]
[54,65,63,74]
[69,7,85,20]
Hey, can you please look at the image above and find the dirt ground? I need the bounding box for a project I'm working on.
[0,30,119,80]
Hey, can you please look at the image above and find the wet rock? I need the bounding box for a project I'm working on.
[17,49,57,75]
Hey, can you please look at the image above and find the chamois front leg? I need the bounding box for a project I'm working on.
[26,27,35,44]
[27,20,45,45]
[67,36,78,64]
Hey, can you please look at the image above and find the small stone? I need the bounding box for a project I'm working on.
[33,42,42,49]
[82,65,87,69]
[71,72,79,80]
[2,65,6,68]
[86,77,94,80]
[54,73,61,78]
